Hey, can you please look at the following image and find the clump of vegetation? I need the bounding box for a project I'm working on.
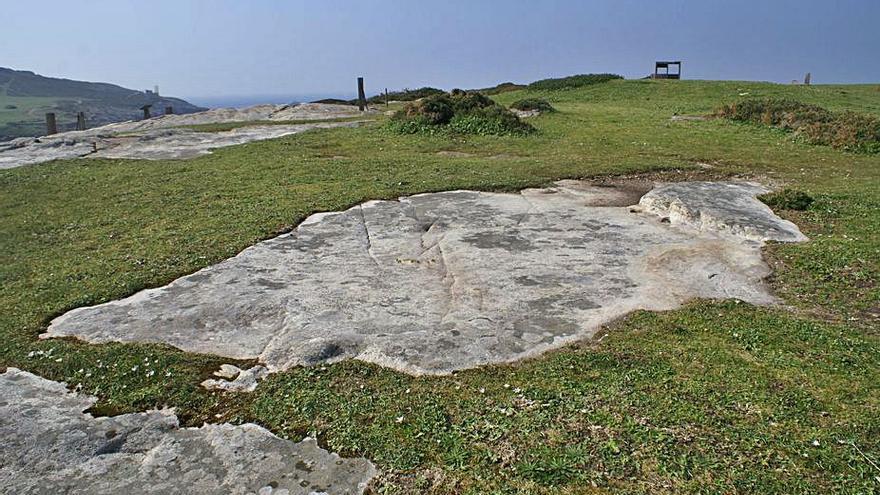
[388,89,535,136]
[715,98,880,153]
[759,188,814,211]
[527,73,623,91]
[310,98,353,105]
[477,82,527,95]
[510,98,556,113]
[365,87,445,104]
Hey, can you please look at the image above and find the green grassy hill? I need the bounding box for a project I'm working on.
[0,67,204,140]
[1,78,878,494]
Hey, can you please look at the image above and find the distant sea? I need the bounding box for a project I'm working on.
[185,94,353,109]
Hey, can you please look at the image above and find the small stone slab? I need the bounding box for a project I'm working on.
[45,181,806,376]
[0,368,376,494]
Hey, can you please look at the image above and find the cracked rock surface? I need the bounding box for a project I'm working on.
[45,181,806,376]
[0,103,372,169]
[0,368,376,495]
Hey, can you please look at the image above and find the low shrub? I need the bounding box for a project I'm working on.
[510,98,556,113]
[310,98,353,105]
[759,189,814,211]
[478,82,527,95]
[527,73,623,91]
[715,98,880,153]
[389,90,534,136]
[365,87,444,104]
[448,105,535,136]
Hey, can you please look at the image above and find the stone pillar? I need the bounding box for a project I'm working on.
[45,113,57,135]
[357,77,366,111]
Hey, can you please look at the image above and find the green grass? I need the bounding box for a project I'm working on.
[0,95,70,137]
[1,79,878,493]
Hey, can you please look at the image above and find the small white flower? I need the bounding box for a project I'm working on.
[395,416,404,423]
[812,440,820,447]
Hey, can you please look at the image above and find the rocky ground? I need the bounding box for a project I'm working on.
[46,181,804,381]
[0,103,373,169]
[0,368,376,495]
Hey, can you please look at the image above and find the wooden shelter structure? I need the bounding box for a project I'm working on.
[653,61,681,79]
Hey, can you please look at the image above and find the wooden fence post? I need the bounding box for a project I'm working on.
[357,77,366,111]
[45,113,57,135]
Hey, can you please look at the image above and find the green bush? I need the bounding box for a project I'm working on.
[527,73,623,91]
[365,87,444,104]
[715,98,880,153]
[448,106,535,136]
[477,82,527,95]
[389,90,535,137]
[759,189,814,211]
[510,98,556,113]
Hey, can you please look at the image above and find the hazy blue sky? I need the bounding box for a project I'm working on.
[3,0,878,101]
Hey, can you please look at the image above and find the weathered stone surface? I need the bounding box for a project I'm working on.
[0,368,376,494]
[45,181,806,376]
[637,182,807,243]
[201,365,270,392]
[0,103,371,169]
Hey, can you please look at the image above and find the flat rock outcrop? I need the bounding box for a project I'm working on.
[0,103,372,169]
[0,368,376,494]
[45,181,806,376]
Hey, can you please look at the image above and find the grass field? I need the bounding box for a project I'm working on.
[1,79,878,494]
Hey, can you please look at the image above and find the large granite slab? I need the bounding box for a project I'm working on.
[45,181,806,376]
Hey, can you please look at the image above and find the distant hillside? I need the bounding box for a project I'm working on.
[0,67,205,140]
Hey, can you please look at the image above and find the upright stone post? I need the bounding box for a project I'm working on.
[76,112,86,131]
[140,105,152,120]
[357,77,366,111]
[384,88,389,106]
[804,72,811,85]
[45,113,57,135]
[164,106,174,115]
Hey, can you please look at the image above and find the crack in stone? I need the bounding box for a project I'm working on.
[516,193,540,225]
[357,205,382,269]
[434,239,459,324]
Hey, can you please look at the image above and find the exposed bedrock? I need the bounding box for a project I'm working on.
[0,103,371,169]
[0,368,376,495]
[45,181,806,376]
